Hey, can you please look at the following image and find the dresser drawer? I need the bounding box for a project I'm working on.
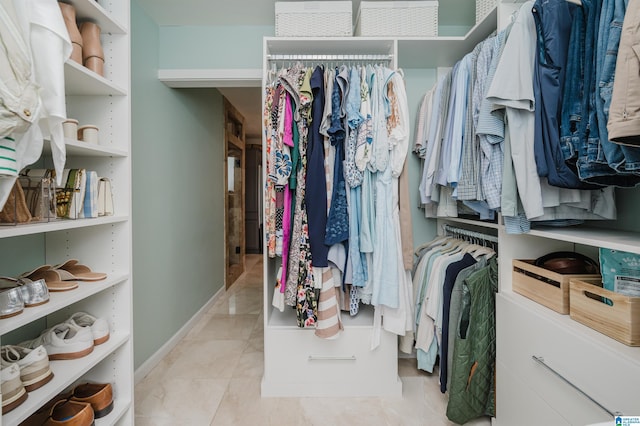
[263,325,401,397]
[496,361,570,426]
[497,293,639,420]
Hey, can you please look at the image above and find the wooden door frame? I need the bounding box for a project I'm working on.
[223,98,246,289]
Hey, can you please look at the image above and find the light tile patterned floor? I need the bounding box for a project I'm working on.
[134,254,492,426]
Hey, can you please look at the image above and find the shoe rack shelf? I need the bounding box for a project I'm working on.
[0,272,128,335]
[2,332,130,426]
[0,216,128,239]
[0,0,132,424]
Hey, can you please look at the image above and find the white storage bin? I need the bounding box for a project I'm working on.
[476,0,497,23]
[355,1,438,37]
[275,1,353,37]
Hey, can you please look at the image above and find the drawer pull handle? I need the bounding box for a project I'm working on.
[308,355,356,361]
[531,355,621,417]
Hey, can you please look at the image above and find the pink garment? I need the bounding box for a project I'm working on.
[280,94,295,292]
[280,186,292,292]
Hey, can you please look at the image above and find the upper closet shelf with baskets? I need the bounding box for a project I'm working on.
[70,0,127,34]
[265,37,395,57]
[397,6,497,68]
[64,60,126,96]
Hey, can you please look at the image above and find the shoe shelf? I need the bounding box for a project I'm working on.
[396,6,497,68]
[95,397,129,426]
[64,60,127,96]
[70,0,127,34]
[0,216,128,239]
[2,331,130,426]
[0,272,128,335]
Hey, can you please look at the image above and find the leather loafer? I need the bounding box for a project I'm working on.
[45,400,94,426]
[69,382,113,419]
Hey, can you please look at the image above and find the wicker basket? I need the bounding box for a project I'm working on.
[275,1,353,37]
[476,0,497,23]
[355,1,438,37]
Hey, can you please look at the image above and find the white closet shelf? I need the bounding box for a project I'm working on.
[95,398,129,425]
[3,331,130,426]
[72,0,127,34]
[64,61,126,96]
[438,217,501,230]
[43,138,128,158]
[499,291,640,367]
[265,37,395,57]
[267,304,375,329]
[528,225,640,255]
[158,68,262,88]
[0,272,128,335]
[0,216,128,239]
[397,6,497,68]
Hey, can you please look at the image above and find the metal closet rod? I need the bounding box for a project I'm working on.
[266,54,393,61]
[442,223,498,243]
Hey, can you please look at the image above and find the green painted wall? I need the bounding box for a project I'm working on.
[131,1,225,369]
[159,25,274,69]
[130,3,478,369]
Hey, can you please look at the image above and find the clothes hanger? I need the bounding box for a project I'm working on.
[566,0,581,4]
[414,233,450,254]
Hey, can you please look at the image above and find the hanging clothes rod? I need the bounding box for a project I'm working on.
[442,224,498,244]
[266,54,393,62]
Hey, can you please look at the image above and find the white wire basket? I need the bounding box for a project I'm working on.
[355,1,438,37]
[476,0,497,23]
[275,1,353,37]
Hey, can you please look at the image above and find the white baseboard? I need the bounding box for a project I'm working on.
[134,285,226,384]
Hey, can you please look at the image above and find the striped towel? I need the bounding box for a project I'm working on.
[314,267,343,340]
[0,137,18,176]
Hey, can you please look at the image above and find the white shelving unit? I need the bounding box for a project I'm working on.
[496,225,640,425]
[261,37,403,398]
[432,3,640,424]
[0,0,132,424]
[261,9,499,397]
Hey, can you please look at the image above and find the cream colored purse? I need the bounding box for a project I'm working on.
[98,177,114,216]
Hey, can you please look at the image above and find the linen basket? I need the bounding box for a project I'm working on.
[275,1,353,37]
[476,0,497,23]
[355,1,438,37]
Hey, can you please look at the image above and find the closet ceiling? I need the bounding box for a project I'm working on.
[138,0,475,139]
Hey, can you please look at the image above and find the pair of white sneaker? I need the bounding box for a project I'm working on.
[0,345,54,414]
[20,312,110,361]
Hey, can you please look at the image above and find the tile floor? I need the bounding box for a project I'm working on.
[134,254,492,425]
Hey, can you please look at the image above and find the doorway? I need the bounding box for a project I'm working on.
[224,98,246,288]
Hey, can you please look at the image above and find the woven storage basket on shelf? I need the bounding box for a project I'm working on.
[275,1,353,37]
[476,0,497,23]
[355,1,438,37]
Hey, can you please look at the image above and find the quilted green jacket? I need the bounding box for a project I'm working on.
[446,257,498,424]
